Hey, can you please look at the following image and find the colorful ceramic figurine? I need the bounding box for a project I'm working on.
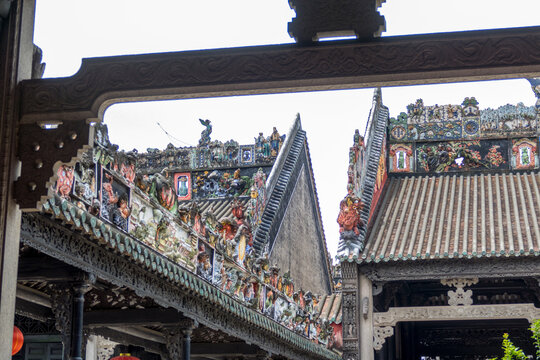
[56,165,74,199]
[198,119,212,146]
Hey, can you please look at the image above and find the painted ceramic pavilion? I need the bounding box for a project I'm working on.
[336,83,540,360]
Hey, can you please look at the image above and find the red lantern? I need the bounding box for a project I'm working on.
[12,326,24,355]
[110,354,140,360]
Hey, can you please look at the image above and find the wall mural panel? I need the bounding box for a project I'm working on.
[191,167,271,199]
[415,140,509,173]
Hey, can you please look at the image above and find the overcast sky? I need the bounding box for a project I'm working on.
[34,0,540,259]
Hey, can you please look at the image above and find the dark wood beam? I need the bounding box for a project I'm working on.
[360,256,540,282]
[18,255,80,282]
[15,297,53,322]
[84,308,186,327]
[19,26,540,123]
[190,342,259,356]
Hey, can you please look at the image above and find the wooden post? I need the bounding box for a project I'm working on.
[181,328,191,360]
[359,274,374,360]
[70,281,91,360]
[0,1,35,359]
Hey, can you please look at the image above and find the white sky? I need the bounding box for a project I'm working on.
[34,0,540,260]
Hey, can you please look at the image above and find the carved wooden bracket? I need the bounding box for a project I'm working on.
[288,0,386,43]
[372,326,393,351]
[14,120,93,211]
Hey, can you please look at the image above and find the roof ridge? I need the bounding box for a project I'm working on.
[338,88,389,260]
[253,126,306,253]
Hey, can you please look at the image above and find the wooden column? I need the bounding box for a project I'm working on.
[0,1,35,359]
[181,327,191,360]
[69,280,92,360]
[359,274,374,360]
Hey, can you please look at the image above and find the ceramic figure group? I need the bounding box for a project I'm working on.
[389,98,539,142]
[51,121,338,348]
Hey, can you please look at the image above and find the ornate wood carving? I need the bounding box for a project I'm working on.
[359,257,540,282]
[441,278,478,306]
[95,336,118,360]
[341,261,359,360]
[372,326,393,351]
[19,213,335,360]
[50,284,73,360]
[288,0,385,43]
[374,303,540,327]
[164,327,182,360]
[14,120,93,210]
[19,27,540,123]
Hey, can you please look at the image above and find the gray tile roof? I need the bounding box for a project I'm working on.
[360,171,540,263]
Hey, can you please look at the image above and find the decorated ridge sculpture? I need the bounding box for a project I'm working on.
[49,120,338,348]
[337,194,365,254]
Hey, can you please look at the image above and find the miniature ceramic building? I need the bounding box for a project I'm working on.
[15,114,338,360]
[338,84,540,360]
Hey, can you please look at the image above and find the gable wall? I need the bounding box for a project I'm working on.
[269,165,331,295]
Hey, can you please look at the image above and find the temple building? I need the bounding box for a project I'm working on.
[337,84,540,360]
[3,1,540,359]
[13,114,341,360]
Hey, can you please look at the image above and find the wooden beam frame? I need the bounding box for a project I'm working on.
[84,308,186,327]
[15,26,540,210]
[19,26,540,124]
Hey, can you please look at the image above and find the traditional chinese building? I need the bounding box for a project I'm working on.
[338,84,540,360]
[14,115,339,360]
[3,1,540,359]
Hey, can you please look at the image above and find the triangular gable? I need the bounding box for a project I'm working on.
[254,114,333,294]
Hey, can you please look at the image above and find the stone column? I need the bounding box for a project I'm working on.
[341,261,360,360]
[359,274,374,360]
[0,1,35,359]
